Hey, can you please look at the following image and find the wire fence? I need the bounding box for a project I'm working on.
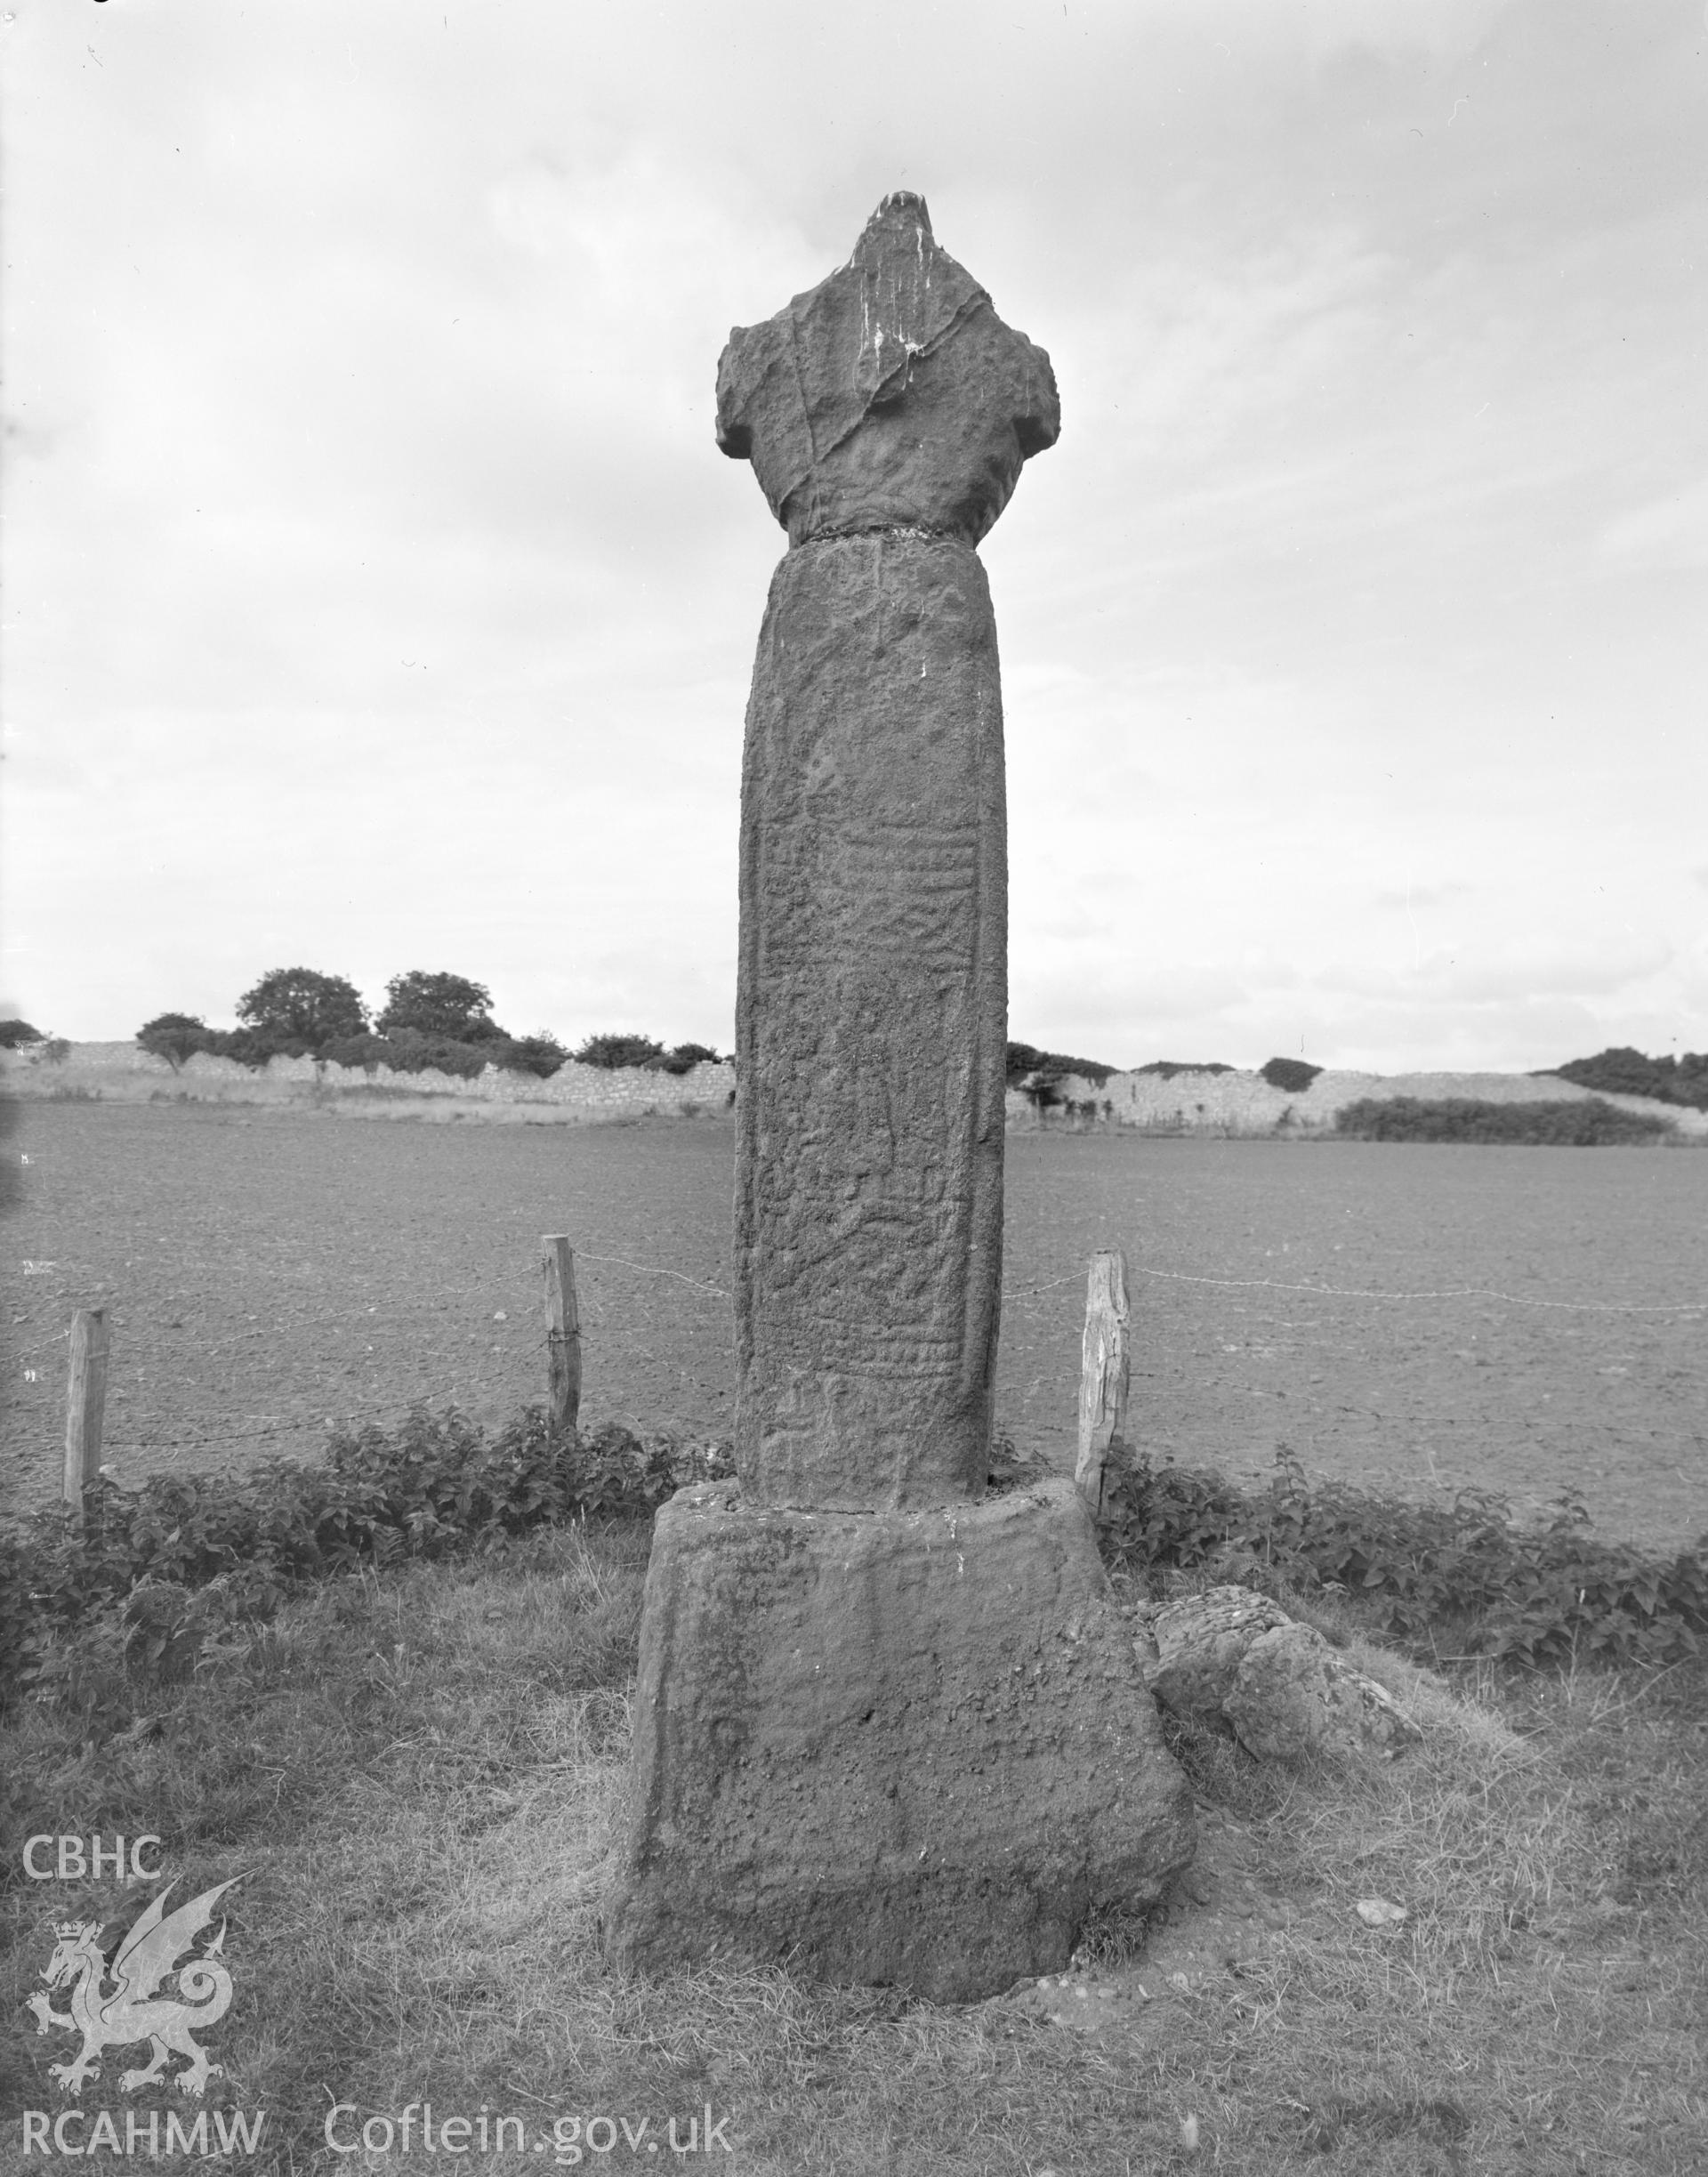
[17,1233,1704,1503]
[1118,1268,1706,1315]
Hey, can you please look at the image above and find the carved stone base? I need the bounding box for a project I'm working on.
[601,1478,1196,2003]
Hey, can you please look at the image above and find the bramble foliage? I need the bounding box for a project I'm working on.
[1550,1044,1708,1111]
[236,967,368,1053]
[1336,1095,1676,1145]
[1260,1056,1323,1093]
[1098,1445,1708,1670]
[0,1019,44,1049]
[0,1408,732,1714]
[985,1431,1055,1495]
[12,1407,1706,1715]
[375,971,501,1044]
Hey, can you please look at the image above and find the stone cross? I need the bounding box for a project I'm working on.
[717,189,1060,1510]
[602,198,1193,2002]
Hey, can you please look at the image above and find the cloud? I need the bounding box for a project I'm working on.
[5,0,1704,1070]
[1598,476,1708,569]
[1371,882,1473,911]
[1318,940,1674,1006]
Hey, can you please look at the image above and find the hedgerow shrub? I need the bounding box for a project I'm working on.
[332,1029,489,1078]
[1098,1446,1708,1670]
[649,1042,722,1075]
[315,1030,570,1079]
[1261,1056,1322,1093]
[1132,1060,1235,1079]
[1550,1045,1708,1110]
[318,1032,399,1071]
[0,1408,729,1714]
[576,1033,666,1070]
[141,1023,319,1068]
[136,972,579,1080]
[500,1033,570,1078]
[1336,1095,1675,1145]
[569,1036,725,1076]
[1006,1042,1118,1105]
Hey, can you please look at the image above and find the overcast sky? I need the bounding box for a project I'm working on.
[4,0,1704,1072]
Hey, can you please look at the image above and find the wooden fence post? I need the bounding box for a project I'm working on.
[1074,1250,1130,1519]
[63,1307,110,1526]
[542,1237,582,1435]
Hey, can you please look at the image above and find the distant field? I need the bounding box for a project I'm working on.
[4,1103,1705,1549]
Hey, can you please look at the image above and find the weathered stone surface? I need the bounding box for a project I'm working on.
[720,192,1058,1512]
[604,195,1103,1998]
[1227,1624,1425,1763]
[1144,1586,1292,1725]
[733,531,1007,1508]
[601,1479,1196,2003]
[1141,1585,1423,1764]
[716,191,1059,547]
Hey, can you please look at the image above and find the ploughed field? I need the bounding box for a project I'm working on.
[4,1102,1704,1551]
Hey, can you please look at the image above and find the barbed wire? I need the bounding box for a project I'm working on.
[1125,1267,1704,1313]
[998,1265,1704,1315]
[5,1327,74,1359]
[568,1253,1705,1318]
[98,1386,709,1458]
[100,1382,560,1455]
[11,1247,1705,1375]
[573,1249,729,1299]
[6,1252,733,1357]
[14,1238,1704,1466]
[1005,1275,1082,1302]
[101,1417,368,1453]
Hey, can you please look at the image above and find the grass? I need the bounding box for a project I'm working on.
[4,1515,1705,2175]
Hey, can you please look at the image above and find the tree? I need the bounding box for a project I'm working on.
[1260,1057,1322,1093]
[235,968,367,1052]
[375,972,501,1043]
[0,1019,44,1049]
[137,1012,212,1068]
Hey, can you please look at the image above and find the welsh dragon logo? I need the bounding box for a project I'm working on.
[27,1878,240,2099]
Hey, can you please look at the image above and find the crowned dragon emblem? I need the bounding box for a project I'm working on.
[27,1878,240,2098]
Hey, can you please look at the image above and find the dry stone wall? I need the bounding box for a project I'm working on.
[1010,1066,1706,1138]
[1,1041,735,1116]
[10,1045,1702,1135]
